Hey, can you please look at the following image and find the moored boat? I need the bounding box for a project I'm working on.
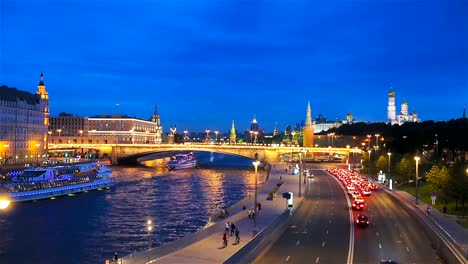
[167,152,198,170]
[0,162,116,202]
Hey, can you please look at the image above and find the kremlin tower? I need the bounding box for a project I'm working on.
[230,120,237,144]
[302,102,314,147]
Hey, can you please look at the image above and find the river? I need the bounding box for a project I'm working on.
[0,152,265,264]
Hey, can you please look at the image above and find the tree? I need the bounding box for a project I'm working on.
[395,154,414,183]
[375,154,388,173]
[426,164,450,203]
[448,161,468,212]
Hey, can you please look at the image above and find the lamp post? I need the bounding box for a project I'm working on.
[291,131,296,145]
[205,129,210,143]
[215,131,219,143]
[414,156,420,205]
[57,129,62,138]
[387,152,391,183]
[375,134,380,149]
[366,134,371,149]
[368,150,372,178]
[252,160,260,228]
[184,130,188,141]
[298,151,302,197]
[302,149,307,184]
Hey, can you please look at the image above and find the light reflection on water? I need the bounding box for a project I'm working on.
[0,152,265,264]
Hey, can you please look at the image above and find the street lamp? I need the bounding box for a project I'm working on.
[302,149,307,184]
[387,152,391,182]
[366,134,371,149]
[375,134,380,149]
[183,130,188,141]
[368,150,372,178]
[57,129,62,137]
[298,151,303,197]
[205,130,210,143]
[291,131,296,145]
[79,130,83,137]
[414,156,420,205]
[215,131,219,143]
[252,160,260,228]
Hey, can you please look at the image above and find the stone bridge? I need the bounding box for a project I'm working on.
[49,143,364,165]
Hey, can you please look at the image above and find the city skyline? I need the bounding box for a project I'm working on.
[0,0,467,132]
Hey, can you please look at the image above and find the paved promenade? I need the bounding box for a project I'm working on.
[152,163,303,263]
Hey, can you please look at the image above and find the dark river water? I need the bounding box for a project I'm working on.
[0,152,265,264]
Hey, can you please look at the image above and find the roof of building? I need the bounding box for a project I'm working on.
[0,85,41,105]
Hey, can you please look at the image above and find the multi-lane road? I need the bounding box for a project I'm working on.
[254,165,443,264]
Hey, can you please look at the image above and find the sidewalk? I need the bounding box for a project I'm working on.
[382,184,468,259]
[151,162,304,264]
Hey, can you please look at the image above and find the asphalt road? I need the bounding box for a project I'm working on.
[353,185,443,264]
[254,167,351,264]
[254,165,444,264]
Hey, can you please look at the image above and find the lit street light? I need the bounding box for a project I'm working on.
[298,151,303,197]
[414,156,420,205]
[375,134,380,149]
[0,194,11,210]
[368,150,372,178]
[57,129,62,137]
[387,152,391,184]
[252,160,260,230]
[366,134,371,149]
[205,130,210,143]
[183,130,188,141]
[215,131,219,143]
[35,143,41,165]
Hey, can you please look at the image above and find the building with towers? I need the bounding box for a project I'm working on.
[302,102,315,147]
[387,88,420,125]
[0,73,49,165]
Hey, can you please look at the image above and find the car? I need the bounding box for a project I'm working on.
[352,200,365,210]
[355,214,369,227]
[361,188,372,196]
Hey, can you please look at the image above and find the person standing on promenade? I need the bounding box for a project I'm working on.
[248,209,251,219]
[230,222,236,236]
[235,228,240,244]
[225,222,230,234]
[222,232,228,248]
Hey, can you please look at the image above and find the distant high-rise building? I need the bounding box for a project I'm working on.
[302,102,315,147]
[230,120,237,144]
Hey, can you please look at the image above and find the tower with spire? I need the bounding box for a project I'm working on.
[149,104,163,143]
[230,120,237,144]
[273,122,278,136]
[36,73,49,128]
[387,88,397,124]
[302,101,314,147]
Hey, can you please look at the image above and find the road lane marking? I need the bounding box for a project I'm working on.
[291,225,297,228]
[286,256,290,261]
[322,241,326,247]
[406,247,410,252]
[379,243,382,249]
[326,230,328,235]
[315,257,320,263]
[297,241,300,246]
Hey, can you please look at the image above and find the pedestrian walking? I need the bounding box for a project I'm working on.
[248,209,251,219]
[222,232,228,248]
[225,222,230,234]
[235,228,240,244]
[230,222,236,236]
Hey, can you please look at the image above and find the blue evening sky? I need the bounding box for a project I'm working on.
[0,0,467,133]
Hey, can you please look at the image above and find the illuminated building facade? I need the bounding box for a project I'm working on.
[0,73,49,164]
[302,102,315,147]
[387,88,420,125]
[49,114,163,145]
